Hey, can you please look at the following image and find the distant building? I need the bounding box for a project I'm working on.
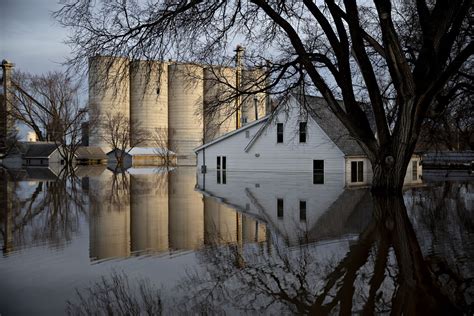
[26,131,38,142]
[194,95,422,188]
[22,143,63,167]
[75,146,107,165]
[107,147,177,167]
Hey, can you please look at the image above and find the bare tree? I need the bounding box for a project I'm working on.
[9,71,88,166]
[151,127,176,167]
[54,0,473,193]
[100,111,149,166]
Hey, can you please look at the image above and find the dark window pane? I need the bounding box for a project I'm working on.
[277,123,284,143]
[358,161,364,182]
[351,161,357,182]
[300,201,307,221]
[412,160,417,180]
[222,156,226,170]
[222,171,226,184]
[277,123,283,133]
[313,160,324,184]
[299,122,307,143]
[277,198,284,218]
[217,156,221,170]
[217,170,221,184]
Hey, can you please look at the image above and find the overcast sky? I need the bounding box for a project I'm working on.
[1,0,70,74]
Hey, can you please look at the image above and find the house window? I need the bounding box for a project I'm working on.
[245,130,250,138]
[412,160,418,181]
[313,160,324,184]
[351,161,364,183]
[217,156,227,184]
[300,200,307,221]
[299,122,307,143]
[277,123,284,143]
[242,117,248,125]
[277,198,284,219]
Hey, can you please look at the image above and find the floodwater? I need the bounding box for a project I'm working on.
[0,166,473,315]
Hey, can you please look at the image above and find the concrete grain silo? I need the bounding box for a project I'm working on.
[130,173,169,254]
[130,60,168,147]
[88,56,130,149]
[168,63,204,165]
[241,68,268,122]
[168,167,204,250]
[203,66,238,142]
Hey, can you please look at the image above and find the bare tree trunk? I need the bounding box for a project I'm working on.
[372,193,461,315]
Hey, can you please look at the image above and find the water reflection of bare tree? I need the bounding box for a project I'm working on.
[176,194,471,314]
[66,271,163,316]
[1,168,87,253]
[67,192,472,314]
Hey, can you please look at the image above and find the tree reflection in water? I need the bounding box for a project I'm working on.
[175,194,467,315]
[1,167,87,253]
[66,182,473,315]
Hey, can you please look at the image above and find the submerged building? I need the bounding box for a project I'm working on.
[88,55,268,165]
[195,94,423,188]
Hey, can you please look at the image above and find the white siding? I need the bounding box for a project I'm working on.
[345,155,423,187]
[196,171,345,245]
[197,98,345,176]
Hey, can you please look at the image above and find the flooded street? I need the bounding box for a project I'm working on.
[0,167,473,314]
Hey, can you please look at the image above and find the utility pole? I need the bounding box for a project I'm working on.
[1,60,14,157]
[235,45,244,129]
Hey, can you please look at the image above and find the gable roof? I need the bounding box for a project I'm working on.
[75,146,107,160]
[304,96,365,156]
[193,94,366,156]
[194,116,269,152]
[24,143,58,158]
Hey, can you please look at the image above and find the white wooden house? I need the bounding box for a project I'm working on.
[22,143,64,167]
[194,95,422,188]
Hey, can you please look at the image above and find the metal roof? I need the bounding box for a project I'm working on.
[304,96,366,156]
[24,143,58,158]
[194,116,270,152]
[75,146,107,160]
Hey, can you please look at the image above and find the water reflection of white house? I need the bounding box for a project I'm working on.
[195,95,422,187]
[196,171,372,245]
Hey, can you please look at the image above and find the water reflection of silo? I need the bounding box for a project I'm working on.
[204,197,238,244]
[242,215,266,244]
[130,173,168,254]
[204,197,267,245]
[89,170,131,260]
[168,167,204,250]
